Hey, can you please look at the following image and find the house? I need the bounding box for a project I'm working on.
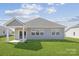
[5,17,65,42]
[0,25,12,36]
[66,24,79,38]
[0,25,7,36]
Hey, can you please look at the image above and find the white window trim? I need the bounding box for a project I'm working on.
[52,32,55,35]
[31,30,44,36]
[56,32,60,35]
[31,31,36,35]
[40,31,44,35]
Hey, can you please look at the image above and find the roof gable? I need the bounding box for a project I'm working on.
[5,18,24,26]
[66,24,79,32]
[24,17,65,28]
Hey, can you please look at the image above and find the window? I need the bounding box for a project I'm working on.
[56,32,60,35]
[52,32,55,35]
[31,32,35,35]
[24,31,26,36]
[3,31,5,34]
[31,31,44,35]
[24,31,26,38]
[19,31,22,39]
[73,32,75,36]
[36,32,39,35]
[40,32,44,35]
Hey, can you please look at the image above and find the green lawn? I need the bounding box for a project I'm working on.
[0,36,79,56]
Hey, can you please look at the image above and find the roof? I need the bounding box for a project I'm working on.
[5,16,39,26]
[5,17,65,28]
[66,24,79,32]
[0,25,10,30]
[24,17,65,28]
[5,18,24,26]
[0,25,14,32]
[72,24,79,28]
[16,16,40,23]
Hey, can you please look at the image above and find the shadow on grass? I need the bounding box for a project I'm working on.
[13,38,79,51]
[27,39,79,43]
[15,41,42,51]
[0,36,6,38]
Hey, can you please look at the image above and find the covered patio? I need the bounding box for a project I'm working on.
[6,26,27,43]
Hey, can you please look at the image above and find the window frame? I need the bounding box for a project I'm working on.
[56,32,60,35]
[40,32,44,35]
[31,31,36,35]
[36,32,39,35]
[52,32,55,35]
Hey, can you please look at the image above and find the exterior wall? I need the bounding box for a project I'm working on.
[27,28,64,40]
[66,28,79,38]
[0,29,6,36]
[15,28,64,40]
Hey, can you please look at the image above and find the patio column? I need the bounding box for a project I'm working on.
[14,29,15,40]
[6,28,9,42]
[22,26,24,41]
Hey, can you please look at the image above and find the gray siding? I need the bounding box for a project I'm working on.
[15,28,64,40]
[27,28,64,40]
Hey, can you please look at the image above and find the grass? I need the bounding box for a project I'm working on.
[0,36,79,56]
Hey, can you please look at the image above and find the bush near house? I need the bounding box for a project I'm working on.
[0,36,79,56]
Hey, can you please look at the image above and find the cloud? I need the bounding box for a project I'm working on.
[16,14,40,19]
[5,4,43,16]
[47,7,56,14]
[48,3,54,6]
[67,16,79,22]
[5,3,57,17]
[56,3,65,6]
[60,3,65,5]
[48,3,65,6]
[54,17,69,22]
[22,4,43,11]
[5,8,38,16]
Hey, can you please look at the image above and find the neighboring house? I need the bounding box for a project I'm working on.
[0,25,7,36]
[5,17,65,42]
[66,24,79,38]
[0,25,12,36]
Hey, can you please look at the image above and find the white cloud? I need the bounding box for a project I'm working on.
[22,4,43,11]
[48,3,54,6]
[47,7,56,14]
[55,3,65,6]
[5,4,43,16]
[5,3,57,17]
[5,9,38,16]
[16,15,40,18]
[48,3,64,6]
[60,3,65,5]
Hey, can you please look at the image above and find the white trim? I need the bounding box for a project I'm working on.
[14,30,15,40]
[18,30,22,39]
[18,30,19,39]
[26,31,27,40]
[18,30,27,40]
[22,26,24,40]
[6,29,9,42]
[18,30,20,39]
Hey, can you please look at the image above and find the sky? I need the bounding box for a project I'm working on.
[0,3,79,27]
